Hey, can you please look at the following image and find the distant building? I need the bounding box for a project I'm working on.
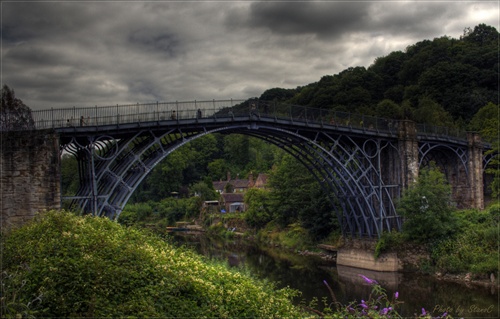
[212,172,269,212]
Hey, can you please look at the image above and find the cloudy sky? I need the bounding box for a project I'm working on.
[2,1,498,110]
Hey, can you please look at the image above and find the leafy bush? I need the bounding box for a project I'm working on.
[374,230,405,258]
[398,165,458,244]
[431,207,499,275]
[1,210,303,318]
[244,188,273,228]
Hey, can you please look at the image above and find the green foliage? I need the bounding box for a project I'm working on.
[280,223,314,251]
[285,24,498,124]
[60,154,79,196]
[375,99,403,119]
[244,188,273,228]
[267,153,337,239]
[398,165,458,244]
[413,97,455,127]
[190,179,218,201]
[120,203,153,224]
[255,222,314,252]
[374,231,405,259]
[119,197,201,227]
[1,210,303,318]
[431,206,499,275]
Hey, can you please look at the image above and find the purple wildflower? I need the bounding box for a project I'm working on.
[380,308,389,315]
[394,291,399,299]
[441,312,448,318]
[360,300,369,309]
[359,274,378,285]
[422,308,427,316]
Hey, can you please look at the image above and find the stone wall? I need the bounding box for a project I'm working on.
[1,130,60,230]
[337,248,399,272]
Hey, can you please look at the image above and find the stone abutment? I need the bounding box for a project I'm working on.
[1,130,61,230]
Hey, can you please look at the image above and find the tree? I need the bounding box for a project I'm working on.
[375,99,403,119]
[461,24,499,46]
[1,85,35,131]
[413,97,455,127]
[398,164,458,244]
[244,188,273,228]
[190,179,217,202]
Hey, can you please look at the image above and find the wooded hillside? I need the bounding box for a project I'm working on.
[258,23,498,127]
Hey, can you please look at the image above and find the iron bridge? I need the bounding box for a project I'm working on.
[30,99,492,237]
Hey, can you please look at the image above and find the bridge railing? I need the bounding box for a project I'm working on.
[31,99,246,129]
[28,99,466,140]
[416,123,467,140]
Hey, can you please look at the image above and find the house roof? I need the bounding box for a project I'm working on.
[213,181,227,192]
[231,179,250,189]
[212,172,268,193]
[221,193,244,203]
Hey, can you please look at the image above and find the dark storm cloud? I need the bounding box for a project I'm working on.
[239,1,467,40]
[1,1,498,110]
[243,1,370,39]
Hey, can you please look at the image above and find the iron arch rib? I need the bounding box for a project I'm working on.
[61,120,401,237]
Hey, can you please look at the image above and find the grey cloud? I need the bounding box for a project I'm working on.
[1,1,498,110]
[239,2,370,40]
[128,30,182,58]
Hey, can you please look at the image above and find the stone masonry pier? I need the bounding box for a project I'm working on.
[1,130,60,230]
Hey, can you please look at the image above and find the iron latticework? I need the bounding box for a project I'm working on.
[23,99,491,237]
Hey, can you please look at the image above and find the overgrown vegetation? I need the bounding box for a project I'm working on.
[118,197,201,228]
[1,210,303,318]
[431,205,499,275]
[398,164,458,244]
[377,166,499,277]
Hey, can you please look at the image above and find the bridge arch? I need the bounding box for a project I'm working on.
[62,122,402,237]
[36,99,490,237]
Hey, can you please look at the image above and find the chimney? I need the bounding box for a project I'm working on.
[248,173,254,187]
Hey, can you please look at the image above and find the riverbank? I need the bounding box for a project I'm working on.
[171,228,499,319]
[206,216,499,289]
[126,204,498,291]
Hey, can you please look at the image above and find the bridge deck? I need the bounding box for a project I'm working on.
[24,99,470,147]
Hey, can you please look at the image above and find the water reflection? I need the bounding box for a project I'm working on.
[171,234,498,318]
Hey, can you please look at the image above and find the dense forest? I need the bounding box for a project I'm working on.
[61,24,499,239]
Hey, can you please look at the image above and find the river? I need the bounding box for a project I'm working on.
[171,233,498,318]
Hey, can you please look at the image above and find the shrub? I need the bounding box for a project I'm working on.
[1,210,303,318]
[430,206,499,275]
[398,165,458,244]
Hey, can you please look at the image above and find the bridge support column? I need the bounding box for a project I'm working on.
[398,120,419,189]
[467,132,484,209]
[1,130,61,230]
